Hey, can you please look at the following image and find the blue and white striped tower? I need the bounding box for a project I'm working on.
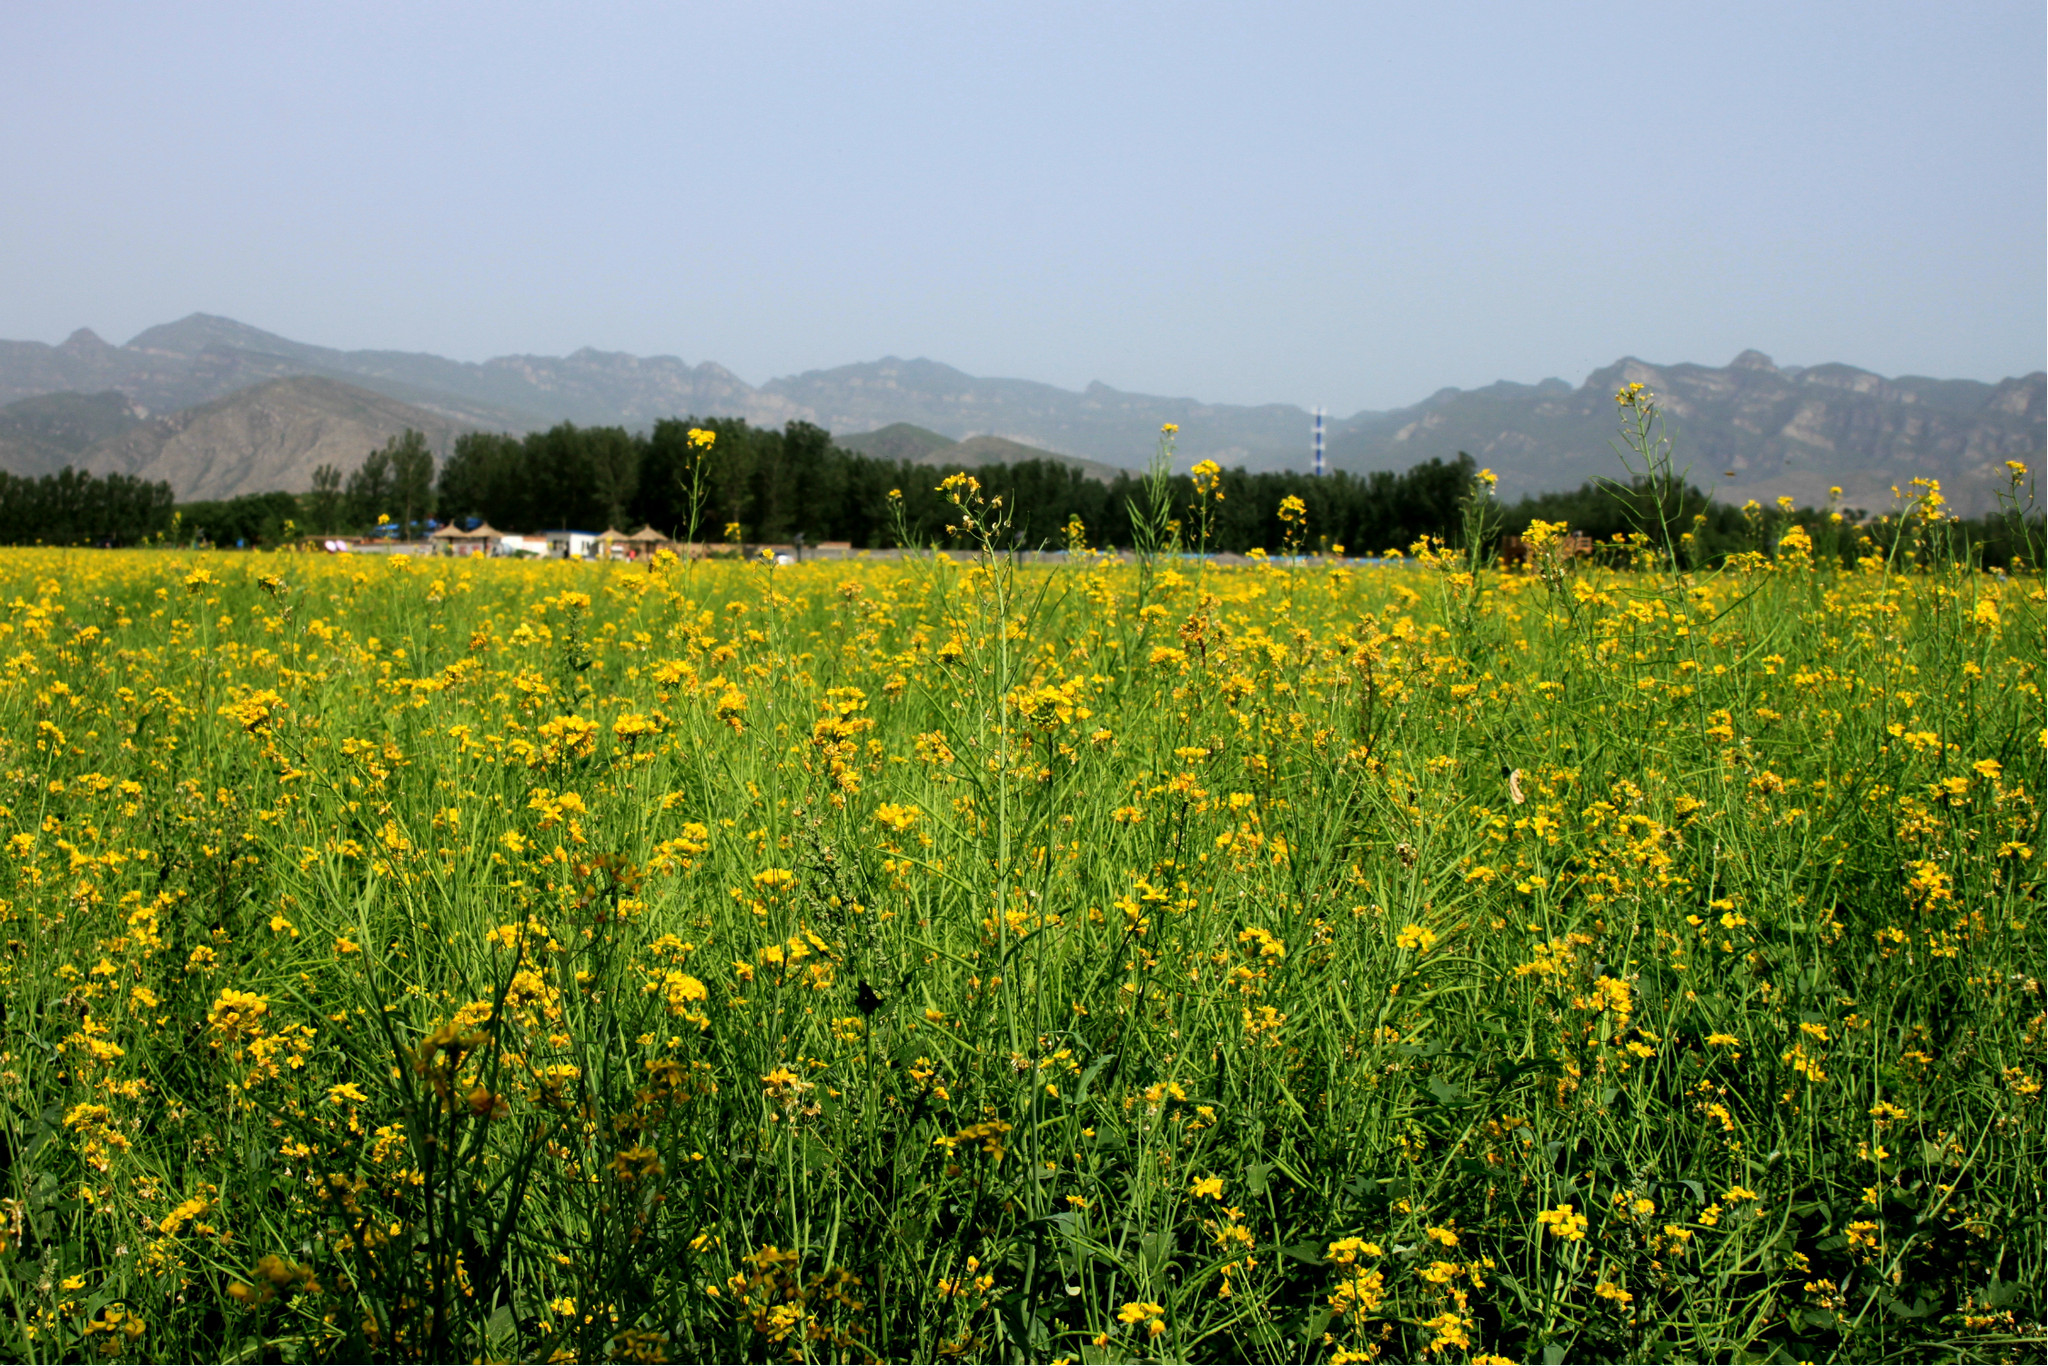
[1313,407,1325,477]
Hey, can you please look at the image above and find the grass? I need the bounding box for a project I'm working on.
[0,440,2040,1363]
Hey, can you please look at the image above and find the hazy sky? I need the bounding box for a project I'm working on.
[4,1,2041,414]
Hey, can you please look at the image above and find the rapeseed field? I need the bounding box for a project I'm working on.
[0,417,2040,1362]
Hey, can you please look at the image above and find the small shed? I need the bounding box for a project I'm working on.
[430,522,504,555]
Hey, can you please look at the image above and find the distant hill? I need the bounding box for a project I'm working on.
[835,422,958,463]
[838,422,1123,482]
[0,315,2039,510]
[0,391,148,477]
[916,434,1125,483]
[81,376,468,500]
[763,357,1308,470]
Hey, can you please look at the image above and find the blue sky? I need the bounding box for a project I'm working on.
[3,0,2041,413]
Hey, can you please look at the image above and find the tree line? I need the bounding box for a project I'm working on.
[0,468,175,546]
[421,418,2044,567]
[161,419,1493,553]
[1,418,2036,570]
[430,417,1488,555]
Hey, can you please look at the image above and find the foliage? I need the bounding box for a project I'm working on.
[0,468,173,547]
[172,491,303,549]
[338,429,438,538]
[346,442,395,533]
[307,464,346,536]
[388,432,436,542]
[431,415,1493,554]
[0,417,2040,1363]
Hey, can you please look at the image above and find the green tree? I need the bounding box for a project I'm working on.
[345,444,394,530]
[388,429,436,538]
[586,427,640,532]
[307,463,344,534]
[438,432,525,530]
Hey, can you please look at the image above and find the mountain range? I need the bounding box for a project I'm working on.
[0,314,2039,512]
[1329,351,2043,516]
